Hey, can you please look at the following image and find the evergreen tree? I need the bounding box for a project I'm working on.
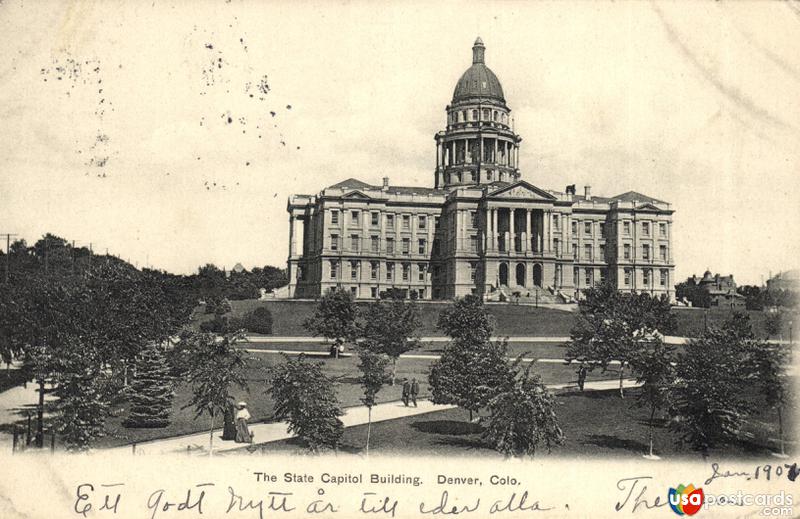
[267,354,344,452]
[123,342,174,428]
[481,364,564,458]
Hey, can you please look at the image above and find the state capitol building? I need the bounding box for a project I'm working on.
[286,38,675,302]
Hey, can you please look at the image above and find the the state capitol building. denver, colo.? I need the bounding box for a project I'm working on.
[286,38,675,302]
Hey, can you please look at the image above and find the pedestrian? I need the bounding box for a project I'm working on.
[234,401,253,444]
[577,362,588,392]
[222,401,237,440]
[401,379,410,406]
[410,378,419,407]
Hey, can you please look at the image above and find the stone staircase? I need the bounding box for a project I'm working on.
[490,284,558,304]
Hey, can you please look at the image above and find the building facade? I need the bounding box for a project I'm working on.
[287,38,675,301]
[686,271,746,310]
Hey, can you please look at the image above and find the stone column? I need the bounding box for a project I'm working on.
[494,138,498,165]
[492,208,498,250]
[543,211,550,253]
[484,207,490,251]
[522,209,530,253]
[289,214,296,257]
[509,208,515,253]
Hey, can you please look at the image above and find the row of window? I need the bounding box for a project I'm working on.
[444,169,511,183]
[449,108,507,125]
[571,268,670,287]
[565,220,669,238]
[330,210,441,231]
[330,260,440,282]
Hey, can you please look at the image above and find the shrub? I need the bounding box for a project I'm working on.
[243,307,273,335]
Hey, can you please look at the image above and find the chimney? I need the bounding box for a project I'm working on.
[382,177,389,191]
[565,184,576,196]
[584,185,592,201]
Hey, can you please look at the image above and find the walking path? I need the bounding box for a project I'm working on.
[244,335,791,346]
[0,382,55,451]
[109,378,642,455]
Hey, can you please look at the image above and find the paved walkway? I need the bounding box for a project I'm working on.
[109,378,641,455]
[0,382,55,451]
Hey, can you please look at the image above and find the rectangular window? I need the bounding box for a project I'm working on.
[573,267,579,287]
[623,244,631,260]
[572,221,578,237]
[386,263,394,281]
[418,288,425,299]
[643,244,650,261]
[418,215,427,230]
[599,244,605,260]
[386,238,395,254]
[470,235,478,252]
[660,223,667,238]
[660,245,667,261]
[386,214,395,229]
[623,221,631,235]
[643,269,651,285]
[642,222,650,236]
[350,261,358,280]
[331,210,339,225]
[418,239,426,254]
[553,214,560,230]
[371,236,379,252]
[351,234,360,252]
[330,260,338,279]
[624,268,632,285]
[402,238,410,254]
[418,263,426,282]
[371,212,379,227]
[402,263,409,281]
[600,268,607,285]
[370,262,378,280]
[660,269,668,286]
[351,210,360,226]
[350,287,357,298]
[584,244,592,261]
[470,211,478,228]
[584,222,592,236]
[470,263,477,282]
[370,287,378,298]
[330,234,339,251]
[402,215,410,230]
[585,268,592,286]
[553,238,560,255]
[572,243,578,259]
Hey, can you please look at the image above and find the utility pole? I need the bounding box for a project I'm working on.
[1,233,18,283]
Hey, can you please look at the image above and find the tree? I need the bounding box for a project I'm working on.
[183,332,249,455]
[429,338,516,422]
[675,280,711,308]
[304,288,359,358]
[481,364,564,457]
[123,342,174,428]
[356,348,391,454]
[360,291,421,384]
[242,307,273,335]
[669,329,751,456]
[566,284,676,398]
[629,338,675,458]
[267,354,344,452]
[436,294,495,345]
[753,341,790,456]
[723,311,755,341]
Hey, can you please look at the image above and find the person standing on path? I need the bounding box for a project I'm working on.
[234,402,253,444]
[577,362,588,392]
[410,378,419,407]
[401,379,410,406]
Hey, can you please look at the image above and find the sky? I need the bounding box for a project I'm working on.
[0,0,798,285]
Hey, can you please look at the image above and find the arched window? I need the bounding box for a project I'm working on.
[458,111,463,122]
[472,109,478,121]
[462,110,467,122]
[493,110,498,121]
[483,108,490,119]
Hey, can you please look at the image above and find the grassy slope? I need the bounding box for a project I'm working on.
[220,299,781,339]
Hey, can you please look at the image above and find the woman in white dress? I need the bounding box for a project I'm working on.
[234,402,253,443]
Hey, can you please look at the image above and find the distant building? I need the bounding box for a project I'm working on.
[766,269,800,292]
[687,270,746,310]
[286,38,675,301]
[232,262,246,274]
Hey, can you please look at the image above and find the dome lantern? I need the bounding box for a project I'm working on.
[472,37,485,64]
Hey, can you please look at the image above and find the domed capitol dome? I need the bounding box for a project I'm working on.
[451,37,505,103]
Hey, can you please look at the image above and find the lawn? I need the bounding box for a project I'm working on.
[97,353,616,448]
[210,299,783,339]
[259,385,795,460]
